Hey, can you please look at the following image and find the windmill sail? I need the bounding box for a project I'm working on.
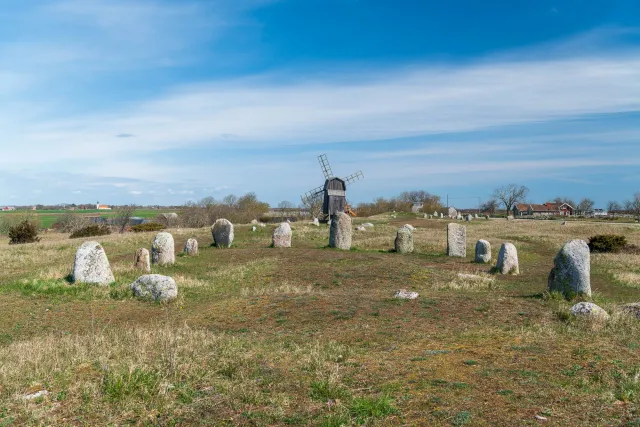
[318,154,334,179]
[343,171,364,185]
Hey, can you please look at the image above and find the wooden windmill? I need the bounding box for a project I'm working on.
[301,154,364,220]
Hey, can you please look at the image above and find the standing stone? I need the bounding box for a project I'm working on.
[496,243,519,275]
[251,225,257,232]
[152,232,175,266]
[184,238,199,256]
[403,224,415,231]
[395,226,414,254]
[440,213,444,219]
[312,217,320,226]
[251,219,259,225]
[447,223,466,257]
[457,215,463,221]
[423,213,428,219]
[474,214,479,219]
[475,240,491,263]
[329,212,352,250]
[507,215,515,221]
[272,222,292,248]
[448,207,458,218]
[130,274,177,302]
[434,211,438,217]
[72,241,115,285]
[212,218,234,248]
[548,239,591,297]
[134,248,151,272]
[466,214,473,222]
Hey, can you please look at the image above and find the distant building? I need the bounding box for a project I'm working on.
[1,206,16,211]
[513,202,574,217]
[96,202,112,210]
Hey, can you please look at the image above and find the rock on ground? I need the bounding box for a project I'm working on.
[403,224,415,231]
[447,223,466,257]
[251,226,257,232]
[312,218,320,226]
[184,238,199,256]
[395,226,414,254]
[475,240,491,263]
[466,214,473,222]
[130,274,177,302]
[548,239,591,297]
[152,232,175,265]
[448,207,458,218]
[507,215,515,221]
[362,223,374,228]
[251,219,259,224]
[272,222,292,248]
[433,211,438,217]
[329,212,352,250]
[621,303,640,319]
[440,213,444,219]
[355,226,366,231]
[72,241,115,285]
[134,248,150,272]
[570,302,609,320]
[496,243,519,274]
[394,289,419,299]
[212,218,234,248]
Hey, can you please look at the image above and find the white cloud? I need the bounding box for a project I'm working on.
[129,190,143,195]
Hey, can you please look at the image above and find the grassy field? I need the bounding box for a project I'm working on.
[0,217,639,425]
[0,209,167,229]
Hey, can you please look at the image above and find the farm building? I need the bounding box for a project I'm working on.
[1,206,16,211]
[96,202,111,210]
[513,202,574,217]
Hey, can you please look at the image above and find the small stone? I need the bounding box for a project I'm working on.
[312,218,320,226]
[251,225,257,232]
[272,222,292,248]
[570,302,609,320]
[250,219,259,224]
[562,221,567,225]
[259,222,266,228]
[496,243,519,275]
[361,223,374,228]
[134,248,150,272]
[72,241,115,285]
[395,227,414,254]
[433,211,438,217]
[466,214,473,222]
[475,240,491,263]
[355,226,366,231]
[130,274,178,302]
[212,218,234,248]
[507,215,515,221]
[447,223,466,257]
[24,390,49,401]
[621,303,640,319]
[548,240,590,297]
[184,238,198,256]
[329,212,352,250]
[394,289,419,299]
[152,232,175,265]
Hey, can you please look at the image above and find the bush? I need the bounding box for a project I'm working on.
[131,222,166,233]
[70,224,111,239]
[588,235,627,253]
[8,220,41,244]
[52,213,91,233]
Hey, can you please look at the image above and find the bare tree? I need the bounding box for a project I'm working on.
[553,196,576,208]
[625,193,640,222]
[302,195,323,219]
[607,200,621,219]
[480,199,499,215]
[576,198,595,216]
[492,184,529,216]
[115,205,136,233]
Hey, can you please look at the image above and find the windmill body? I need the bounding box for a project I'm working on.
[302,155,364,221]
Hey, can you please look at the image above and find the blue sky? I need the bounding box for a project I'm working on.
[1,0,640,208]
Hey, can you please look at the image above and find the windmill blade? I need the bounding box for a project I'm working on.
[318,154,334,180]
[301,185,324,204]
[343,171,364,185]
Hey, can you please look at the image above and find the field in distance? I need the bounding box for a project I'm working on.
[0,217,639,425]
[0,209,166,229]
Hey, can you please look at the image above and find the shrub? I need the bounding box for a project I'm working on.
[52,213,91,233]
[131,222,166,233]
[8,220,41,244]
[70,224,111,239]
[588,235,627,253]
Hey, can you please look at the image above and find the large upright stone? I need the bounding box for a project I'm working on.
[134,248,150,272]
[72,241,115,285]
[448,207,458,218]
[548,239,591,297]
[496,243,519,275]
[447,223,466,257]
[152,232,175,265]
[440,213,443,219]
[475,240,491,263]
[395,226,414,254]
[329,212,352,250]
[466,214,473,222]
[272,222,292,248]
[212,218,234,248]
[312,218,320,226]
[130,274,177,302]
[184,238,199,256]
[433,210,438,217]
